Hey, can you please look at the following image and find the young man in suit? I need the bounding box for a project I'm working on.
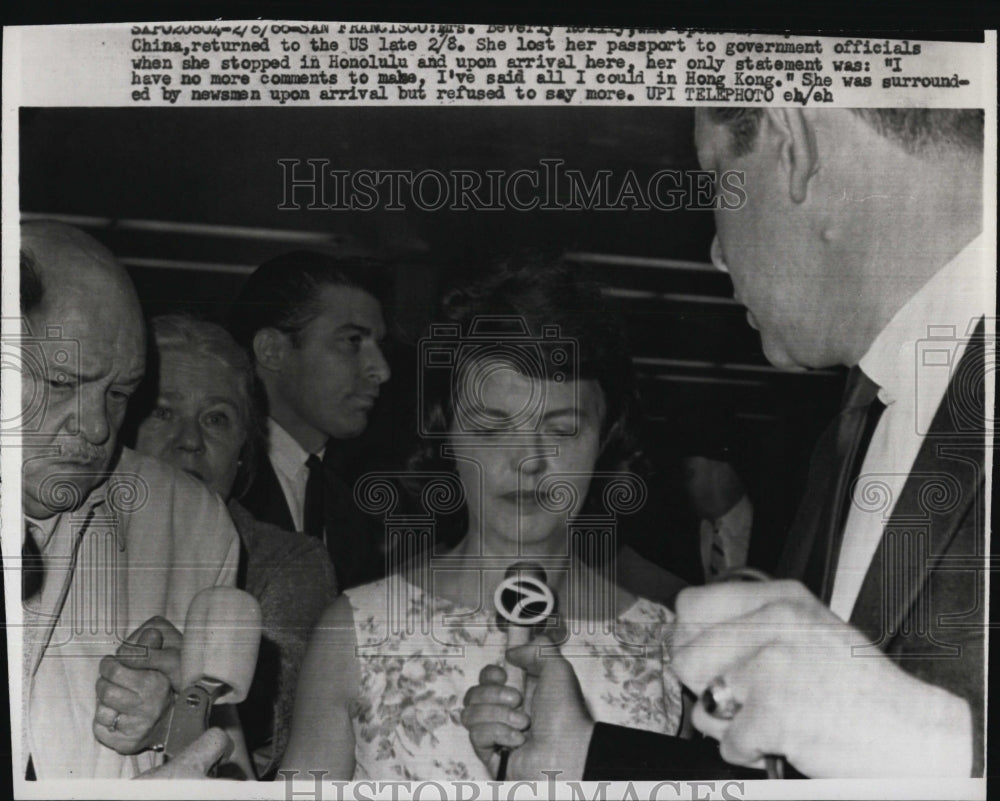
[463,108,989,779]
[229,252,392,590]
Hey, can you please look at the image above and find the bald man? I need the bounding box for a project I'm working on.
[18,222,243,779]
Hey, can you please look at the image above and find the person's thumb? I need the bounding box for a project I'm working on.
[115,619,183,687]
[178,728,233,773]
[117,624,164,659]
[138,728,233,779]
[505,635,557,676]
[130,616,184,651]
[137,626,164,650]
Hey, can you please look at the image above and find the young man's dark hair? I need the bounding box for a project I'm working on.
[228,250,390,357]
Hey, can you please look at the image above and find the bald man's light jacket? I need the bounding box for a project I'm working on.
[23,447,240,779]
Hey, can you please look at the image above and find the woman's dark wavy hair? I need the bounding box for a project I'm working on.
[407,255,647,544]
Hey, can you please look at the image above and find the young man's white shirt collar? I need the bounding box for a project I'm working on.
[267,417,325,533]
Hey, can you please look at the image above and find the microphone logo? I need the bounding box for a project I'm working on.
[494,574,556,627]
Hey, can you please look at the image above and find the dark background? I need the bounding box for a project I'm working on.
[20,106,845,577]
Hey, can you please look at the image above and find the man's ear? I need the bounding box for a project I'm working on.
[252,328,290,373]
[764,108,819,204]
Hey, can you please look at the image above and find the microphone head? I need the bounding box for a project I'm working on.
[494,561,556,628]
[180,587,262,704]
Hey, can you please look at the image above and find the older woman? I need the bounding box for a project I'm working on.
[282,259,686,781]
[124,314,338,779]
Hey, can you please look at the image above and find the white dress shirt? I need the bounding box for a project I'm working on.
[699,494,754,579]
[830,236,991,620]
[267,418,324,534]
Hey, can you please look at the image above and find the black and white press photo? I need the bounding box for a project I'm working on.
[1,22,994,801]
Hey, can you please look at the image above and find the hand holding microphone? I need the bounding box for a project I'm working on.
[95,617,183,754]
[492,563,557,706]
[162,587,262,773]
[95,587,260,776]
[492,563,554,779]
[464,569,594,784]
[461,562,596,780]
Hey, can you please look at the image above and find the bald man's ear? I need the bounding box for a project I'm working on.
[252,328,290,373]
[764,108,819,204]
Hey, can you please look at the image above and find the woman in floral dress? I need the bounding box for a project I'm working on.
[282,259,687,780]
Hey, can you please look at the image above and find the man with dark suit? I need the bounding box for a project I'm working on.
[462,108,989,778]
[228,252,392,590]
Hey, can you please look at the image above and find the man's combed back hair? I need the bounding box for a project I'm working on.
[708,108,984,157]
[20,248,45,314]
[228,250,390,358]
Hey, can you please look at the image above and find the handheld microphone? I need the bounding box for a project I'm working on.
[163,587,262,764]
[492,562,556,779]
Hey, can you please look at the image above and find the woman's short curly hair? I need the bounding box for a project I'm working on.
[407,255,646,539]
[121,313,267,500]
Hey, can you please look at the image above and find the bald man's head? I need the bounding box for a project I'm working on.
[20,222,147,518]
[20,221,142,320]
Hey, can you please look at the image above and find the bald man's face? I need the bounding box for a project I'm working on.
[694,110,838,370]
[21,230,146,519]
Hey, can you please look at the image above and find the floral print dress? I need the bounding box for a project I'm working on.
[344,577,683,780]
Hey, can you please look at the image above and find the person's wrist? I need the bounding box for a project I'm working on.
[571,718,596,778]
[517,717,593,781]
[875,676,972,777]
[914,686,972,777]
[833,676,973,777]
[536,717,593,781]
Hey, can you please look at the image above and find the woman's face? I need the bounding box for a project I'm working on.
[449,358,604,552]
[134,348,247,499]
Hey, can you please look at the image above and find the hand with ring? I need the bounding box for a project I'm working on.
[93,616,184,755]
[670,580,974,778]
